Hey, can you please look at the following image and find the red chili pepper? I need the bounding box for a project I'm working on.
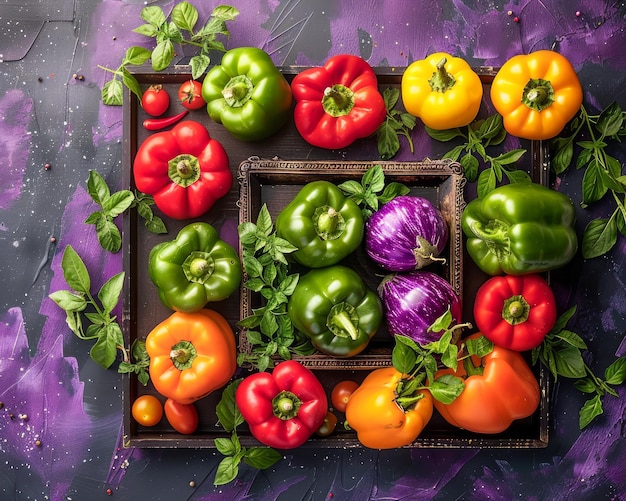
[133,120,231,220]
[473,273,557,351]
[290,54,386,149]
[235,360,328,449]
[143,110,189,131]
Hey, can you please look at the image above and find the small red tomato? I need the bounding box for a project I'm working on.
[315,411,338,437]
[164,398,199,435]
[331,380,359,413]
[178,80,206,110]
[141,85,170,116]
[131,395,163,427]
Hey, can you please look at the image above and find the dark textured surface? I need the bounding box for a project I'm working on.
[0,1,625,500]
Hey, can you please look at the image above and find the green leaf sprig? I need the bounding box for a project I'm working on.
[49,245,126,370]
[376,88,417,160]
[337,164,410,218]
[532,306,626,429]
[99,2,239,105]
[213,379,282,485]
[237,204,315,371]
[391,308,483,408]
[426,114,529,198]
[117,339,151,386]
[550,102,626,258]
[85,170,166,253]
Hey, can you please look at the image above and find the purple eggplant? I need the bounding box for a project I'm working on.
[379,270,461,345]
[365,195,449,271]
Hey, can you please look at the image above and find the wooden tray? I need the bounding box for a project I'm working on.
[121,65,549,449]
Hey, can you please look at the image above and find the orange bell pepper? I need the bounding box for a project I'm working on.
[145,309,237,404]
[345,367,433,449]
[490,50,583,140]
[433,333,540,434]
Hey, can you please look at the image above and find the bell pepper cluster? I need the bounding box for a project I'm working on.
[123,45,589,454]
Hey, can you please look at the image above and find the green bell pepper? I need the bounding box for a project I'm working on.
[275,180,364,268]
[288,265,383,358]
[461,182,578,275]
[148,222,242,312]
[201,47,293,141]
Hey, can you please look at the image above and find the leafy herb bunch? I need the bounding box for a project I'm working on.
[550,102,626,258]
[99,2,239,106]
[425,113,529,198]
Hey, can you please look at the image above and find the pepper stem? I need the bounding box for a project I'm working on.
[313,205,346,240]
[469,220,511,260]
[327,302,360,340]
[222,75,254,108]
[321,84,355,117]
[169,340,197,371]
[502,295,530,325]
[168,154,201,187]
[522,77,555,111]
[272,390,303,420]
[183,251,215,284]
[463,356,484,377]
[428,57,456,93]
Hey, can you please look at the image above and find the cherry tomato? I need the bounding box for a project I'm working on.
[331,380,359,413]
[178,80,206,110]
[131,395,163,426]
[315,411,338,437]
[164,398,199,435]
[141,85,170,116]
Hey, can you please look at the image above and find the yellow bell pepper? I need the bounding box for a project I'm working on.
[401,52,483,130]
[490,50,583,140]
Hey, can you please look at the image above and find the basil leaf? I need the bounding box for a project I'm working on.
[101,78,123,106]
[582,217,618,259]
[89,325,119,369]
[604,356,626,386]
[141,5,166,27]
[550,136,574,174]
[579,394,603,429]
[596,102,624,137]
[214,456,239,486]
[95,217,122,253]
[243,447,282,469]
[460,153,479,182]
[392,340,417,375]
[98,272,125,314]
[122,46,152,66]
[425,126,463,142]
[87,170,111,205]
[190,54,210,80]
[171,1,199,32]
[216,379,243,433]
[61,245,91,294]
[429,374,464,404]
[212,5,240,21]
[48,290,87,312]
[151,40,174,71]
[102,190,135,218]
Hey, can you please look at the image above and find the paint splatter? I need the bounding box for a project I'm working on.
[0,90,33,210]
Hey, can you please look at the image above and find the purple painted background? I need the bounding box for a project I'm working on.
[0,0,625,499]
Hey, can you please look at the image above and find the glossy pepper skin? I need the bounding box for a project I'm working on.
[275,180,364,268]
[433,333,540,434]
[146,309,237,404]
[133,120,231,220]
[461,182,578,276]
[201,47,292,141]
[474,274,557,352]
[345,367,433,449]
[149,222,241,312]
[291,54,386,149]
[490,50,583,140]
[288,265,383,358]
[235,360,328,449]
[401,52,483,130]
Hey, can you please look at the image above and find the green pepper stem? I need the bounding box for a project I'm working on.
[272,390,303,420]
[502,295,530,325]
[463,356,484,377]
[428,57,456,93]
[169,340,197,370]
[522,78,555,112]
[331,309,359,340]
[321,84,355,117]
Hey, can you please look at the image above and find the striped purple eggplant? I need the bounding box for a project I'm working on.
[379,270,461,344]
[365,195,449,271]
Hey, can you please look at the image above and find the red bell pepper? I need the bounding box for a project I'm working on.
[291,54,386,149]
[133,120,231,220]
[474,274,557,351]
[235,360,328,449]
